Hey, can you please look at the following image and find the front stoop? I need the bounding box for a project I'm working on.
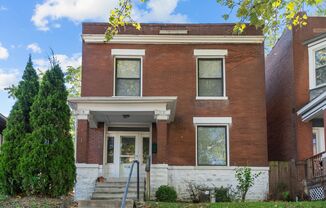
[78,177,144,208]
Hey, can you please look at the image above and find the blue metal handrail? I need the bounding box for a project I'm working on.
[121,160,140,208]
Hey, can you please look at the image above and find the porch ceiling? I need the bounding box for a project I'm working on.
[68,96,177,127]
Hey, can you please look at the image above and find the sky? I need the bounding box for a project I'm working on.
[0,0,240,117]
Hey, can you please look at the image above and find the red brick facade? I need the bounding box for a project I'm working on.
[266,17,326,161]
[77,23,268,167]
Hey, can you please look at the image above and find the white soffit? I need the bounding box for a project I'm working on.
[194,49,228,56]
[193,117,232,124]
[111,49,145,56]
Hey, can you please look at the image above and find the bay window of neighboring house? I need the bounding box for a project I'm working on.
[315,47,326,87]
[308,41,326,89]
[115,58,141,96]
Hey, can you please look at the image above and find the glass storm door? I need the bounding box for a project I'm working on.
[104,132,151,178]
[120,136,137,177]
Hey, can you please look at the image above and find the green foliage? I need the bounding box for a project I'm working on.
[215,186,232,202]
[0,56,39,195]
[64,66,81,97]
[19,59,76,197]
[155,185,177,202]
[235,167,261,202]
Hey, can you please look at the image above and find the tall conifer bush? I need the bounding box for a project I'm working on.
[0,56,39,195]
[20,59,75,196]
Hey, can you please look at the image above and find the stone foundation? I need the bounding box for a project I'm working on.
[150,165,269,201]
[75,163,102,200]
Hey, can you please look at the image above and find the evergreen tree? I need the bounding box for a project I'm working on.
[20,60,76,196]
[0,56,39,195]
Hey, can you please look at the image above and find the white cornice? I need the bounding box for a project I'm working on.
[82,34,265,44]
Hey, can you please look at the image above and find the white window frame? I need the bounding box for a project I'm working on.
[308,38,326,90]
[113,56,143,97]
[313,127,325,154]
[194,49,228,100]
[193,117,231,166]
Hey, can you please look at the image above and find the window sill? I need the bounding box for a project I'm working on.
[196,96,228,100]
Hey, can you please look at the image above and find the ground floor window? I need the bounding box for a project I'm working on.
[197,126,227,166]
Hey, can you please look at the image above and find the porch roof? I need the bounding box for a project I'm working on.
[297,91,326,122]
[68,96,177,127]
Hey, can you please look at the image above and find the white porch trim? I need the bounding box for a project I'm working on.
[297,91,326,122]
[69,96,177,125]
[82,34,265,44]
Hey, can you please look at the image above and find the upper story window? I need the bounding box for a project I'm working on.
[194,49,228,100]
[315,48,326,86]
[197,58,224,97]
[115,58,141,96]
[308,40,326,89]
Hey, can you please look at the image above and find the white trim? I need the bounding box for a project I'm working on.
[196,96,228,100]
[193,117,232,124]
[82,34,265,44]
[308,39,326,90]
[194,49,228,56]
[113,56,143,97]
[167,165,269,171]
[313,127,325,154]
[159,30,188,35]
[69,96,178,123]
[111,49,145,56]
[76,163,101,168]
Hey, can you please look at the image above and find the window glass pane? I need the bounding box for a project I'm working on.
[143,137,150,162]
[121,136,135,155]
[198,79,223,96]
[116,79,140,96]
[117,59,140,78]
[199,59,222,78]
[316,48,326,69]
[107,137,114,163]
[197,126,227,166]
[316,66,326,86]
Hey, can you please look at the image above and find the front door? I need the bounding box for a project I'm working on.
[103,131,151,178]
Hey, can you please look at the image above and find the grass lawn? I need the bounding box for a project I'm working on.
[0,194,77,208]
[146,201,326,208]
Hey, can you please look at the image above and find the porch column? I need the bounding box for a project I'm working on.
[155,110,170,164]
[76,111,89,163]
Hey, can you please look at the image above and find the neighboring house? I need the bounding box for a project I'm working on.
[266,17,326,197]
[0,113,6,146]
[69,23,269,201]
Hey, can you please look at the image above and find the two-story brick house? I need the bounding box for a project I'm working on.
[69,23,269,201]
[265,17,326,198]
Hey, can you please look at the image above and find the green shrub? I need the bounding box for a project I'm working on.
[155,185,177,202]
[215,186,232,202]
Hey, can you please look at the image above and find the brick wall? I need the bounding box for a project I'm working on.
[79,24,268,167]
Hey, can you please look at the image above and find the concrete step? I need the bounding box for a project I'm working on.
[92,192,142,200]
[95,187,144,193]
[105,177,144,183]
[78,199,133,208]
[96,182,144,188]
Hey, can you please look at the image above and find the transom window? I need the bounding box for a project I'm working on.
[197,126,227,166]
[115,58,141,96]
[315,47,326,87]
[197,58,224,97]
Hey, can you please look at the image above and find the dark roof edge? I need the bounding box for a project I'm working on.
[303,32,326,45]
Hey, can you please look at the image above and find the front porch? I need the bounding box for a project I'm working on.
[68,96,177,200]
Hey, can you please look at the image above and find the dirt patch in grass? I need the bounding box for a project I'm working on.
[0,194,78,208]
